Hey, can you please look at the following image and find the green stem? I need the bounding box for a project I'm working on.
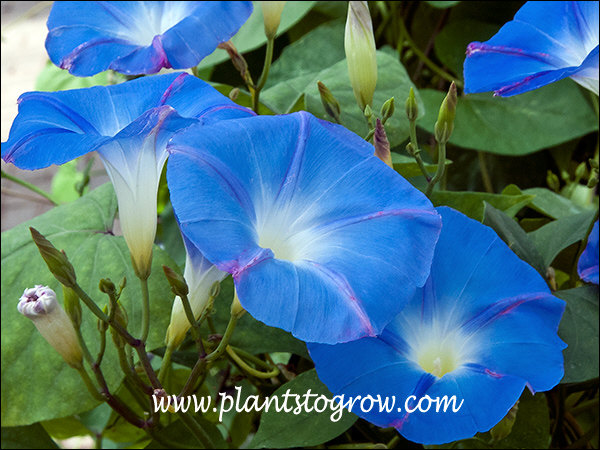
[408,120,432,182]
[226,346,279,379]
[397,18,463,88]
[140,276,150,342]
[158,345,174,386]
[252,37,275,113]
[77,367,105,402]
[179,310,240,397]
[71,283,162,390]
[1,170,58,205]
[426,141,447,197]
[478,151,494,193]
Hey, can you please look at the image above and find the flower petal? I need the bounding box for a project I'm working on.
[464,1,599,96]
[578,220,599,284]
[1,73,251,170]
[167,112,441,343]
[309,206,565,443]
[46,1,253,76]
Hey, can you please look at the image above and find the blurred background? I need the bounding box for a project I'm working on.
[1,1,108,232]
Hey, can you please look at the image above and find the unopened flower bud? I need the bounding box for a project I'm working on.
[18,285,83,368]
[165,239,227,350]
[345,1,377,111]
[218,41,249,81]
[405,87,418,122]
[229,87,240,102]
[163,265,189,298]
[380,97,395,124]
[575,162,587,181]
[30,227,77,288]
[317,81,342,123]
[261,1,286,40]
[587,170,598,188]
[99,278,116,297]
[434,82,457,144]
[374,119,392,168]
[546,171,561,192]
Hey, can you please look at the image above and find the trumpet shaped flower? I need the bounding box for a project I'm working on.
[167,112,441,344]
[578,220,599,284]
[309,207,566,444]
[464,1,599,96]
[1,73,253,279]
[46,1,253,76]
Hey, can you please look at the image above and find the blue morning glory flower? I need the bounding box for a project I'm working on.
[166,112,442,344]
[578,220,599,284]
[464,1,599,96]
[1,73,253,279]
[46,1,253,76]
[308,207,566,444]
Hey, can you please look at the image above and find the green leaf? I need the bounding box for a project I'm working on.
[1,423,59,449]
[426,1,461,9]
[198,1,317,69]
[1,184,176,426]
[50,160,86,204]
[205,277,308,358]
[261,19,346,114]
[391,153,452,178]
[556,286,600,383]
[482,203,546,277]
[427,391,550,449]
[432,190,534,222]
[529,211,597,268]
[35,62,125,92]
[419,80,598,155]
[304,50,424,148]
[490,391,551,449]
[434,20,500,78]
[522,188,588,219]
[250,369,357,448]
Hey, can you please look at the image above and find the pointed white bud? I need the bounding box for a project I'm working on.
[345,1,377,111]
[261,1,286,39]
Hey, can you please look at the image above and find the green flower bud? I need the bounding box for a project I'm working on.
[546,170,561,192]
[345,1,377,111]
[575,162,587,181]
[261,1,286,40]
[380,97,395,124]
[163,265,189,298]
[318,81,342,123]
[434,82,457,144]
[30,227,77,288]
[99,278,116,296]
[405,87,418,121]
[18,285,83,369]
